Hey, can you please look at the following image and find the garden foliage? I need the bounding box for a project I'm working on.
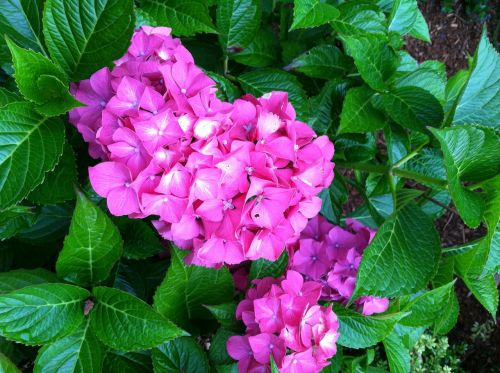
[0,0,498,372]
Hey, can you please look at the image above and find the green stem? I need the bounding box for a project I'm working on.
[336,161,447,188]
[392,139,429,169]
[223,55,229,76]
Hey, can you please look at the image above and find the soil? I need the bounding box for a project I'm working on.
[405,0,498,76]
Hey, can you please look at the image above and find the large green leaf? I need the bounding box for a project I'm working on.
[382,86,444,132]
[0,0,45,64]
[249,249,288,280]
[232,30,277,67]
[352,203,441,298]
[141,0,216,37]
[90,286,185,351]
[0,102,65,210]
[6,38,80,116]
[388,0,419,35]
[34,318,106,373]
[28,142,77,204]
[343,35,399,92]
[334,305,406,349]
[383,331,410,373]
[290,0,339,30]
[0,205,36,240]
[338,86,386,133]
[430,126,500,228]
[152,337,210,373]
[330,2,386,37]
[43,0,135,80]
[408,9,430,42]
[114,218,162,260]
[452,30,500,129]
[0,283,89,345]
[308,79,346,135]
[394,67,446,103]
[0,268,58,294]
[209,328,236,365]
[153,247,234,330]
[399,282,455,327]
[56,191,123,286]
[204,303,239,330]
[238,68,308,118]
[285,44,350,80]
[0,88,19,108]
[217,0,261,51]
[103,351,152,373]
[0,352,20,373]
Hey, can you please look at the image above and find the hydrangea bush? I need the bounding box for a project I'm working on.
[0,1,498,372]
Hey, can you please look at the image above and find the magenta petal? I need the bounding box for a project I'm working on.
[107,186,140,216]
[89,162,131,197]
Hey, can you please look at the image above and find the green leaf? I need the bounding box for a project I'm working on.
[0,205,36,240]
[430,126,500,228]
[0,283,89,345]
[28,142,77,204]
[383,331,410,373]
[452,30,500,129]
[141,0,216,37]
[0,352,20,373]
[382,86,444,131]
[217,0,261,51]
[209,328,236,365]
[338,86,386,133]
[270,356,279,373]
[90,286,185,351]
[7,37,72,104]
[399,282,455,327]
[43,0,135,80]
[456,270,498,317]
[352,203,441,298]
[308,79,347,135]
[285,44,350,80]
[0,268,58,294]
[0,0,45,63]
[330,2,386,37]
[0,102,65,210]
[103,350,152,373]
[207,72,242,103]
[34,318,105,373]
[153,247,234,330]
[343,35,399,92]
[152,337,210,373]
[17,203,73,244]
[56,191,123,286]
[114,218,162,260]
[204,303,238,329]
[232,30,278,67]
[249,249,288,280]
[0,88,19,108]
[408,10,430,42]
[394,67,446,103]
[238,68,308,118]
[388,0,419,36]
[334,305,406,349]
[290,0,339,30]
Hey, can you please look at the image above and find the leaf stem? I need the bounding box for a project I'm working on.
[392,139,429,169]
[336,162,447,188]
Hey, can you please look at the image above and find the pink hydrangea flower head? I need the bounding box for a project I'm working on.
[70,26,334,266]
[228,270,339,372]
[291,215,389,314]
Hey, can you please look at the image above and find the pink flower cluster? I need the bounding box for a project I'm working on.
[69,26,334,266]
[291,216,389,316]
[228,270,339,372]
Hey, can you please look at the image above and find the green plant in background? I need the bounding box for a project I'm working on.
[0,0,498,372]
[410,333,467,373]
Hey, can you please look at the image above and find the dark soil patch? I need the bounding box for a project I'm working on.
[405,0,498,75]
